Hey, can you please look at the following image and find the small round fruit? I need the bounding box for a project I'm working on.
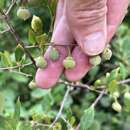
[35,56,47,69]
[112,91,120,98]
[49,47,59,61]
[31,15,42,32]
[89,55,101,66]
[124,92,130,99]
[29,80,37,89]
[102,48,112,60]
[63,56,76,69]
[112,101,122,112]
[17,7,31,21]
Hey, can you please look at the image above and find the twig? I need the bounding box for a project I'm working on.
[61,115,74,129]
[6,0,17,15]
[0,28,10,35]
[58,79,106,94]
[75,90,105,130]
[91,89,105,107]
[31,121,50,128]
[0,10,37,69]
[118,78,130,85]
[10,70,32,77]
[50,86,73,128]
[0,62,32,71]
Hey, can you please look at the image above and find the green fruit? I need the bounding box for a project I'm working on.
[31,15,43,32]
[124,92,130,99]
[112,101,122,112]
[29,80,37,89]
[49,47,59,61]
[63,56,76,69]
[102,48,112,60]
[89,55,101,66]
[35,56,47,69]
[17,7,31,21]
[112,91,120,98]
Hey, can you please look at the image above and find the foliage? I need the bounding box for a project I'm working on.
[0,0,130,130]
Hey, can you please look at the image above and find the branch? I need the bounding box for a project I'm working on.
[0,62,32,71]
[0,10,37,69]
[58,79,106,94]
[75,90,105,130]
[0,28,10,35]
[5,0,17,15]
[50,86,73,128]
[91,89,105,107]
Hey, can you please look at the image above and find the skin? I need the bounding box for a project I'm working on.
[35,0,130,89]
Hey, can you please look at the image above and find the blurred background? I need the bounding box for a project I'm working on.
[0,0,130,130]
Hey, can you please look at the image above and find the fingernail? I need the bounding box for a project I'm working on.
[83,31,106,56]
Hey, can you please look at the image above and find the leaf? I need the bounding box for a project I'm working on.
[15,44,24,62]
[80,106,95,130]
[1,51,12,67]
[106,68,120,83]
[11,98,21,129]
[28,28,36,44]
[0,0,5,9]
[17,122,31,130]
[119,63,127,80]
[0,92,4,114]
[0,116,13,130]
[36,33,48,46]
[107,80,118,94]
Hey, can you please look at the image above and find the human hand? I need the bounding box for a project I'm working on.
[35,0,130,89]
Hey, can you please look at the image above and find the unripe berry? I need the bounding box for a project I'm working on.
[102,48,112,60]
[112,91,120,98]
[49,47,59,61]
[17,7,31,21]
[35,56,47,69]
[112,101,122,112]
[31,15,42,32]
[29,80,37,89]
[89,55,101,66]
[63,56,76,69]
[124,92,130,99]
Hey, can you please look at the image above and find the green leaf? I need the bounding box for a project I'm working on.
[28,28,36,44]
[1,51,12,67]
[80,106,95,130]
[107,80,118,94]
[11,98,21,129]
[15,44,24,62]
[14,98,21,120]
[0,92,4,114]
[36,33,48,46]
[0,116,13,130]
[106,68,120,83]
[17,122,31,130]
[119,63,127,80]
[0,0,5,9]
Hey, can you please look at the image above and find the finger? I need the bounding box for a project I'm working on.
[66,0,107,56]
[64,46,91,81]
[54,0,64,28]
[35,16,74,89]
[107,0,130,42]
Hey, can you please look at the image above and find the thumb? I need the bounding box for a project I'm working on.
[66,0,107,56]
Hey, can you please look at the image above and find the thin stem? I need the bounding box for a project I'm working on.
[10,70,33,77]
[50,86,73,128]
[0,62,32,70]
[6,0,17,15]
[91,89,105,107]
[61,115,74,130]
[0,10,37,68]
